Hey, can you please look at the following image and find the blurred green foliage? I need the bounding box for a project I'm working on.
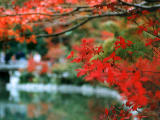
[0,0,27,7]
[52,63,87,85]
[101,20,153,62]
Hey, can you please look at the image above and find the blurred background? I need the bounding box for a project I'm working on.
[0,18,124,120]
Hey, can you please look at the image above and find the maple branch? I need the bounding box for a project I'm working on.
[37,5,154,38]
[0,1,159,18]
[145,31,160,38]
[37,18,92,37]
[0,3,111,17]
[0,6,92,17]
[0,1,159,38]
[36,10,133,37]
[119,0,160,11]
[0,13,53,17]
[34,2,160,38]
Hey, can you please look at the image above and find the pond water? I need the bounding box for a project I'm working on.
[0,82,120,120]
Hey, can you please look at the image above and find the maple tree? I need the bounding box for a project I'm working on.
[0,0,159,42]
[0,0,160,119]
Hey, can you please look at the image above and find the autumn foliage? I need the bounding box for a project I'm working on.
[67,9,160,120]
[0,0,160,119]
[27,57,48,74]
[68,39,160,119]
[67,20,160,120]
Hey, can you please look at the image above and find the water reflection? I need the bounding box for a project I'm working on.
[0,84,120,120]
[7,84,120,101]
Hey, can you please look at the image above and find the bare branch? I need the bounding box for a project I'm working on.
[37,18,92,37]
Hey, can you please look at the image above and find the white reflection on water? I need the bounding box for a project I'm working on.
[5,72,138,120]
[6,83,121,102]
[6,84,138,120]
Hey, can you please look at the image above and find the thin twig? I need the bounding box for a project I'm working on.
[37,18,92,37]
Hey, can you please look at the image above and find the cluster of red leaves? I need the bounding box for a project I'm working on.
[104,105,133,120]
[145,38,160,46]
[27,57,48,74]
[0,0,134,43]
[45,27,53,34]
[67,9,160,119]
[67,35,160,119]
[101,31,114,40]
